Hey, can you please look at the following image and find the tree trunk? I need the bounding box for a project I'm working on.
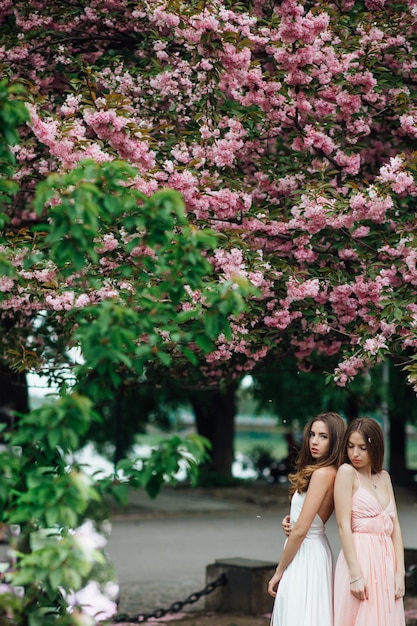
[190,384,237,480]
[387,361,415,484]
[389,415,408,482]
[0,363,29,414]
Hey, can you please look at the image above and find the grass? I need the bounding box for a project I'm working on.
[138,425,289,459]
[234,427,288,458]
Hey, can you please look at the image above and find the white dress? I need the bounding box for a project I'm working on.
[271,491,334,626]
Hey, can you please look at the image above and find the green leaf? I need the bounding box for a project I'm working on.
[194,334,215,352]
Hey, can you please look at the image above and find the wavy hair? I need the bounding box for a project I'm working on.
[289,412,346,496]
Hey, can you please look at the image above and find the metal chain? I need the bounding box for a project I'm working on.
[112,573,227,624]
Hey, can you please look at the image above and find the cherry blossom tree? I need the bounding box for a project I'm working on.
[1,0,417,475]
[1,2,417,620]
[1,0,417,380]
[1,0,416,472]
[0,0,417,478]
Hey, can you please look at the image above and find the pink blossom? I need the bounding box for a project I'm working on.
[365,192,393,222]
[359,25,385,46]
[334,151,360,175]
[129,245,157,259]
[27,104,59,144]
[247,271,268,289]
[338,248,359,260]
[399,113,417,138]
[296,125,336,155]
[45,292,75,311]
[286,277,320,302]
[362,335,387,355]
[293,243,319,263]
[349,193,367,211]
[149,7,180,28]
[291,335,317,360]
[133,178,159,196]
[264,309,302,330]
[314,321,331,334]
[83,144,113,164]
[346,118,371,141]
[210,138,243,168]
[34,268,57,283]
[0,276,14,292]
[83,109,156,173]
[96,287,119,300]
[391,172,415,194]
[97,234,119,253]
[379,321,397,337]
[221,44,251,71]
[378,157,415,194]
[333,355,366,386]
[74,294,91,308]
[213,248,247,280]
[351,226,370,238]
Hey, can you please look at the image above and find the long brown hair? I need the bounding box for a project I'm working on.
[340,417,384,473]
[289,412,346,496]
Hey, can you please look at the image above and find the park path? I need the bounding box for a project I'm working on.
[106,483,417,621]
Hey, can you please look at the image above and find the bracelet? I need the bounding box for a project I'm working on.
[350,576,362,585]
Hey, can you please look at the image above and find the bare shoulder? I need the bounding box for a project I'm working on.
[334,464,356,498]
[310,465,337,485]
[379,469,393,487]
[336,463,356,480]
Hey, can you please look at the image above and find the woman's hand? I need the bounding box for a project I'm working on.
[394,571,405,599]
[349,576,368,601]
[268,570,283,597]
[282,515,292,537]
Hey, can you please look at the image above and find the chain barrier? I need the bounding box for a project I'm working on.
[112,573,227,624]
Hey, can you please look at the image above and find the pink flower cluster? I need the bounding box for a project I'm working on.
[378,156,416,195]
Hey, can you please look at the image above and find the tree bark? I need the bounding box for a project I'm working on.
[0,363,29,414]
[387,361,415,484]
[190,384,237,480]
[389,414,408,482]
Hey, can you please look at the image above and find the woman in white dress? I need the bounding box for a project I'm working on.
[268,412,346,626]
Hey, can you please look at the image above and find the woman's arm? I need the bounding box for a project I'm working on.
[334,464,368,601]
[268,466,335,597]
[385,471,405,599]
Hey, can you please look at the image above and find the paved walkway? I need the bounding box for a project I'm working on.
[105,482,417,622]
[1,482,416,623]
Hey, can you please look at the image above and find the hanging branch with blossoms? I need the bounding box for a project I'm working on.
[1,0,417,390]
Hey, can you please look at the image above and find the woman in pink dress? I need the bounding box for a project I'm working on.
[333,417,405,626]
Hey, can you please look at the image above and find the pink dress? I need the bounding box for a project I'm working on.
[334,469,405,626]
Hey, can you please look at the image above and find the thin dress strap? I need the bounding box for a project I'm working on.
[352,466,361,484]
